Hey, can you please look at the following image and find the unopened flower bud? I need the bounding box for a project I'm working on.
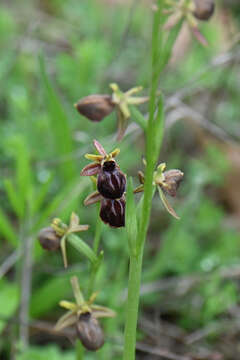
[97,160,126,200]
[38,227,61,251]
[161,169,184,197]
[76,312,104,351]
[100,197,125,228]
[75,95,115,122]
[193,0,215,21]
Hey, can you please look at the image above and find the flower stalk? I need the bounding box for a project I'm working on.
[123,2,166,359]
[88,202,103,296]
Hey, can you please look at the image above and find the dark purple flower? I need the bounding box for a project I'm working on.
[100,197,125,228]
[97,160,126,199]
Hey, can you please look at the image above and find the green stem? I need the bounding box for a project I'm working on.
[123,2,164,359]
[88,202,102,296]
[123,249,143,360]
[93,203,102,254]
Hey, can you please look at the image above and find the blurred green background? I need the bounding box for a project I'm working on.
[1,0,240,359]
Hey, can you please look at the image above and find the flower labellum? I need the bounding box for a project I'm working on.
[76,312,104,351]
[75,95,115,122]
[38,226,61,251]
[100,197,125,228]
[193,0,215,21]
[97,160,126,199]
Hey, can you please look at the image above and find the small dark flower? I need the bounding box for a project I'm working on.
[76,312,104,351]
[160,169,184,197]
[81,140,126,200]
[97,160,126,199]
[75,95,115,122]
[193,0,215,21]
[100,197,125,228]
[81,140,120,178]
[38,226,61,251]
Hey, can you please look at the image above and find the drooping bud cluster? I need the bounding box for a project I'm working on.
[81,140,126,227]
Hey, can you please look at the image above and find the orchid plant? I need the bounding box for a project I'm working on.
[38,1,215,358]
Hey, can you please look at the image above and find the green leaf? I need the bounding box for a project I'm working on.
[6,135,32,215]
[32,173,54,214]
[4,179,24,218]
[158,18,184,72]
[0,207,18,246]
[67,234,98,265]
[153,95,164,161]
[33,178,88,232]
[126,177,138,254]
[30,276,71,318]
[16,345,75,360]
[0,280,19,333]
[14,136,32,207]
[38,55,75,182]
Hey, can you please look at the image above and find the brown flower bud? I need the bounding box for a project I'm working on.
[38,227,61,251]
[76,312,104,351]
[75,95,115,122]
[97,160,126,200]
[193,0,215,21]
[100,197,125,228]
[161,169,184,197]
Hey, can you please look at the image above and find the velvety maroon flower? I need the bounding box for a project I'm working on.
[100,197,125,228]
[97,160,126,199]
[76,312,104,351]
